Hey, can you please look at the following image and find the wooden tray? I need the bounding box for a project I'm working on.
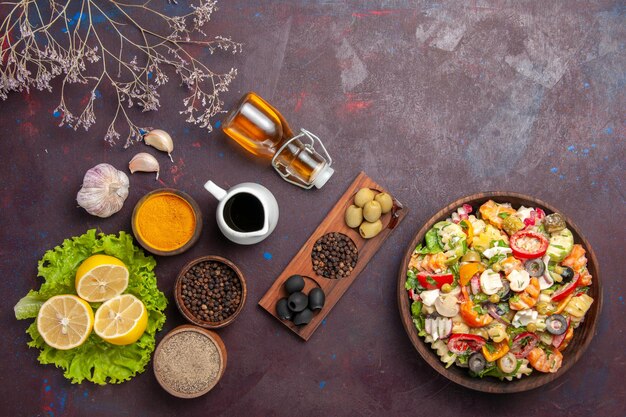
[397,192,602,393]
[259,171,407,340]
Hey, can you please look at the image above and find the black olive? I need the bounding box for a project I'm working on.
[275,298,292,320]
[287,292,308,312]
[308,288,325,310]
[497,280,511,301]
[293,308,313,326]
[284,275,305,294]
[560,266,575,282]
[545,314,568,335]
[524,259,545,277]
[468,352,487,374]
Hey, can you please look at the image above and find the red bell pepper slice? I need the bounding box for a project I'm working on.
[510,332,539,358]
[551,273,580,302]
[510,231,549,259]
[417,272,454,290]
[447,333,486,355]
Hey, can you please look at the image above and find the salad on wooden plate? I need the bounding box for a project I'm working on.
[399,193,601,393]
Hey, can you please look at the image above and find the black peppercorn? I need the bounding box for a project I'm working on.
[311,232,358,279]
[180,261,242,323]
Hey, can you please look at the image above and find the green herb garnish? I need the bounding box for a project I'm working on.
[405,269,418,290]
[411,300,423,318]
[488,253,507,266]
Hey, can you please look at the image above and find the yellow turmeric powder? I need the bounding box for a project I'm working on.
[136,193,196,251]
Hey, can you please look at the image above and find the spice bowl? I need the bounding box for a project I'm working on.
[132,188,203,256]
[174,256,247,329]
[153,325,227,399]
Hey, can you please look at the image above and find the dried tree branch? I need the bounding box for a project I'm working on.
[0,0,241,147]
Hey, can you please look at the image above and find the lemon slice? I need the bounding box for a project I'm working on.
[75,254,129,302]
[94,294,148,345]
[37,295,94,350]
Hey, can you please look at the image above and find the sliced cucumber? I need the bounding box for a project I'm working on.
[546,228,574,262]
[435,221,467,264]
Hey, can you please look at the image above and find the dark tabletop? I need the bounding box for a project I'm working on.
[1,1,625,416]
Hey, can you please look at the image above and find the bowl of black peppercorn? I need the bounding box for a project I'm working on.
[174,256,247,329]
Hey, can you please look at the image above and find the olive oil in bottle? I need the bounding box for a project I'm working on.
[222,92,334,189]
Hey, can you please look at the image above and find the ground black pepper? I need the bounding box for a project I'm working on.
[154,330,221,396]
[181,260,242,323]
[311,232,358,279]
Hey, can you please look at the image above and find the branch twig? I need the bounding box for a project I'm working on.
[0,0,241,147]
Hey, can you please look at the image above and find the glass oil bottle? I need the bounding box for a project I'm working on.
[222,92,334,189]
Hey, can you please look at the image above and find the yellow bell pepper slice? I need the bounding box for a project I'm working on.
[460,262,485,286]
[552,294,574,315]
[482,340,510,362]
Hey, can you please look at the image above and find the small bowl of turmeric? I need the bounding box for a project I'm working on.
[132,188,203,256]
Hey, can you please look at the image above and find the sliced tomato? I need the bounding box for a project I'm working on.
[417,272,454,290]
[551,273,580,302]
[447,333,486,355]
[510,231,549,259]
[510,332,539,358]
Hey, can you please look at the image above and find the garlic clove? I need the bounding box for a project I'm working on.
[77,163,130,218]
[129,152,160,180]
[144,129,174,162]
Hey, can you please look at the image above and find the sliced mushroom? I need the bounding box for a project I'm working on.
[435,294,460,317]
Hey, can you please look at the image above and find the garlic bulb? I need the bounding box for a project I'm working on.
[77,163,130,218]
[129,152,160,180]
[144,129,174,162]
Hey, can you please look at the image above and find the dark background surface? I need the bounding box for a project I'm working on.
[1,1,625,416]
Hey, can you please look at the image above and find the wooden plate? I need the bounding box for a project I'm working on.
[259,171,407,340]
[397,192,602,393]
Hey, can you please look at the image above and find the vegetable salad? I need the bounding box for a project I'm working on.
[405,201,594,380]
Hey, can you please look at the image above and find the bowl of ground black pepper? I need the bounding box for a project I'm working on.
[174,256,246,329]
[153,325,227,398]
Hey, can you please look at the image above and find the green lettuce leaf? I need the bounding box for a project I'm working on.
[15,229,167,385]
[14,292,47,320]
